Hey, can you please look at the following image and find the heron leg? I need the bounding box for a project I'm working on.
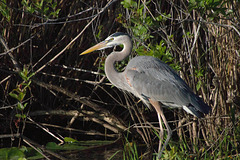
[149,99,172,159]
[157,111,163,154]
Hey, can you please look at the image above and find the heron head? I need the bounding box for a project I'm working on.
[80,32,130,55]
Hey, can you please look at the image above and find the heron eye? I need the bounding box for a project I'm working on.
[105,38,114,43]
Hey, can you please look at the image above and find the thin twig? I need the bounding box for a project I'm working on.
[27,117,64,144]
[54,64,102,75]
[35,0,117,74]
[0,35,21,72]
[39,71,105,85]
[0,133,20,138]
[0,75,12,85]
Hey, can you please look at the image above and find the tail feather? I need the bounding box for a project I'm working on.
[187,95,211,118]
[186,104,204,118]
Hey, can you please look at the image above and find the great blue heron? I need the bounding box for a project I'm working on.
[80,32,211,159]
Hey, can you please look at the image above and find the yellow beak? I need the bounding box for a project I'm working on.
[80,41,107,55]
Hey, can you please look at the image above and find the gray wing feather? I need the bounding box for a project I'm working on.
[125,56,211,117]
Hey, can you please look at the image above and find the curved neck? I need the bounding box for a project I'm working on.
[105,36,132,88]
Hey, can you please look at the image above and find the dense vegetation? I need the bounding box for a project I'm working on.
[0,0,239,159]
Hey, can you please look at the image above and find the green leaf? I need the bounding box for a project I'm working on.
[55,8,61,15]
[0,148,8,160]
[22,66,28,76]
[46,142,60,151]
[64,137,79,143]
[0,0,11,22]
[24,103,28,108]
[52,1,57,8]
[22,80,31,90]
[17,102,25,111]
[121,0,137,9]
[0,147,26,160]
[17,91,26,102]
[9,92,19,100]
[196,80,202,91]
[19,71,27,81]
[8,147,25,160]
[44,7,49,14]
[18,146,28,153]
[15,114,26,119]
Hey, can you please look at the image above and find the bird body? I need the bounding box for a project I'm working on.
[80,32,211,159]
[123,56,210,118]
